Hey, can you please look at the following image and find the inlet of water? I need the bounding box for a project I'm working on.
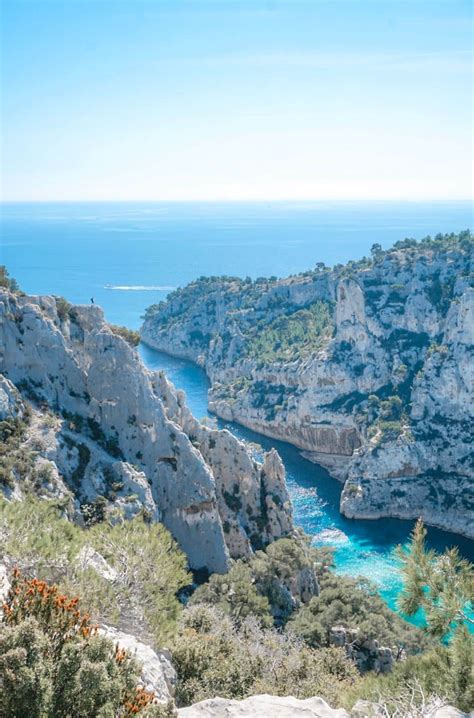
[139,344,474,618]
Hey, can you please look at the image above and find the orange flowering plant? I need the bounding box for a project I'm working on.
[1,568,173,717]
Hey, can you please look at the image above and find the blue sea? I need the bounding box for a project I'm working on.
[1,200,473,615]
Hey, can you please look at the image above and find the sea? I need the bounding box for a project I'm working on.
[1,199,473,615]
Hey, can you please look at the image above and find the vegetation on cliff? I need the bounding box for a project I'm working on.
[0,569,173,717]
[345,522,474,713]
[172,605,358,708]
[109,324,141,347]
[141,230,474,539]
[0,497,189,645]
[244,300,334,365]
[1,494,473,713]
[0,266,20,294]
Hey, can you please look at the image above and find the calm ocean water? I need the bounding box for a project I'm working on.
[2,200,472,328]
[1,200,473,614]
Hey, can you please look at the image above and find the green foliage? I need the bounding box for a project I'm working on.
[0,416,33,489]
[379,395,403,421]
[109,324,141,347]
[190,535,423,671]
[388,520,474,711]
[0,497,190,645]
[0,265,20,293]
[287,572,425,654]
[344,640,474,714]
[190,562,272,626]
[191,537,322,626]
[377,420,404,442]
[250,537,317,620]
[54,296,73,322]
[0,575,168,718]
[245,300,334,364]
[88,518,190,643]
[172,604,359,708]
[397,519,473,638]
[392,229,472,254]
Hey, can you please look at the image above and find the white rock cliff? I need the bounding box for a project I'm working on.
[0,289,293,572]
[141,240,474,539]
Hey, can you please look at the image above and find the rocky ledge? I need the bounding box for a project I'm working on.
[178,694,470,718]
[0,289,294,573]
[141,233,474,539]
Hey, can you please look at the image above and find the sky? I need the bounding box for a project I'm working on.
[1,0,472,202]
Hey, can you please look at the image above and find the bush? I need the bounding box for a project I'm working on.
[0,265,20,293]
[190,562,272,626]
[0,571,166,717]
[109,324,141,347]
[172,604,359,708]
[0,497,190,645]
[344,642,473,714]
[287,572,425,655]
[0,416,32,489]
[190,537,322,626]
[244,300,334,364]
[54,296,72,322]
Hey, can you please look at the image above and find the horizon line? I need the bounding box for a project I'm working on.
[1,197,473,205]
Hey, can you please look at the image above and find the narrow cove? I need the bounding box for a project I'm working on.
[139,343,474,620]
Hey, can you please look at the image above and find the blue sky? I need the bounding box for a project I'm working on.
[1,0,472,201]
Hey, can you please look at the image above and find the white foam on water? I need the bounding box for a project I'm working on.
[104,285,176,291]
[313,528,350,545]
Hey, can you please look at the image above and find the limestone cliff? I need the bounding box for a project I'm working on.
[141,233,474,539]
[0,289,293,572]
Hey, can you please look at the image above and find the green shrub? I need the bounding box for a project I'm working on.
[0,415,35,489]
[244,300,334,364]
[172,604,359,708]
[287,572,425,654]
[109,324,141,347]
[0,497,190,645]
[0,265,20,293]
[190,562,272,626]
[344,641,473,714]
[0,572,169,717]
[54,296,72,322]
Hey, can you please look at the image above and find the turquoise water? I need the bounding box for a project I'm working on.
[139,345,474,614]
[1,200,473,613]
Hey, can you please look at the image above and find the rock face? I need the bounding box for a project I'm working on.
[100,624,176,704]
[178,695,472,718]
[141,236,474,539]
[0,289,293,572]
[178,694,351,718]
[329,625,393,674]
[178,695,471,718]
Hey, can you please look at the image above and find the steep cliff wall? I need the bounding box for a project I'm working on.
[141,234,474,538]
[0,289,293,572]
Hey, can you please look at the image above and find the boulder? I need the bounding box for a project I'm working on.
[178,694,351,717]
[100,624,176,703]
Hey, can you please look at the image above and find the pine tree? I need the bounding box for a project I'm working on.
[397,519,473,637]
[397,519,474,711]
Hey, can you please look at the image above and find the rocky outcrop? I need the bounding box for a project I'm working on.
[0,289,293,572]
[0,374,25,420]
[100,624,176,703]
[178,694,351,718]
[177,695,471,718]
[141,236,474,538]
[329,625,393,674]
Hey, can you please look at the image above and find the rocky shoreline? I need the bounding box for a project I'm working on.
[141,234,474,540]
